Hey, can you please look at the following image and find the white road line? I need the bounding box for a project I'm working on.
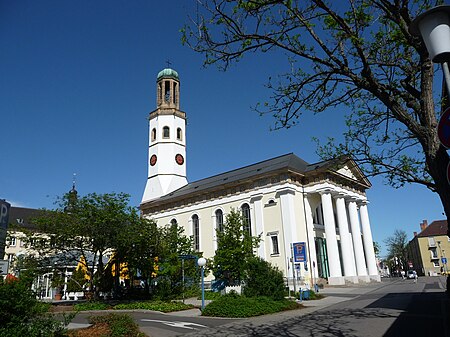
[141,319,208,330]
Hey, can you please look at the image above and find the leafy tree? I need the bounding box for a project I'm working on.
[30,192,140,299]
[213,209,261,285]
[243,256,285,300]
[183,0,450,234]
[384,229,409,271]
[373,241,381,258]
[154,223,198,299]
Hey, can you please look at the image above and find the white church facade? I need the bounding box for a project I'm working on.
[140,68,380,286]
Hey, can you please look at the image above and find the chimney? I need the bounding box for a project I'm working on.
[413,231,417,237]
[420,220,428,231]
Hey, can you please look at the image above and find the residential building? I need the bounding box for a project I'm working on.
[408,220,449,276]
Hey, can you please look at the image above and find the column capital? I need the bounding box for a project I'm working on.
[275,186,296,197]
[357,199,369,206]
[315,187,333,195]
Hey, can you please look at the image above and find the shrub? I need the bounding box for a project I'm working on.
[201,293,301,317]
[113,300,193,312]
[242,256,285,300]
[88,313,145,337]
[74,301,110,311]
[0,277,69,337]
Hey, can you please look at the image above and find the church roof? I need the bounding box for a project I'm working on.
[157,68,179,80]
[8,206,42,231]
[143,153,369,207]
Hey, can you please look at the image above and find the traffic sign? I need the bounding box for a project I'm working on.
[292,242,307,263]
[0,260,9,275]
[438,107,450,148]
[178,254,197,260]
[442,257,447,264]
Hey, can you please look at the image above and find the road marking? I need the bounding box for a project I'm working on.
[141,319,208,330]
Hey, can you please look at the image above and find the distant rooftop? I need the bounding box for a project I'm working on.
[417,220,448,237]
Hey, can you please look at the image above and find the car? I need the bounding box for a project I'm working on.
[406,270,416,279]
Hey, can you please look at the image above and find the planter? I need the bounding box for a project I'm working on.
[54,293,62,301]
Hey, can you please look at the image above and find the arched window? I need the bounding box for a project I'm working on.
[163,126,170,138]
[215,209,223,233]
[313,204,324,225]
[241,203,251,235]
[192,214,200,251]
[170,218,178,228]
[151,128,157,142]
[177,127,182,141]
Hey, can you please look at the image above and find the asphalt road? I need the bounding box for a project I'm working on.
[69,276,450,337]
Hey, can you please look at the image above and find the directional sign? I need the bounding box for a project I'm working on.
[178,254,197,260]
[438,107,450,148]
[442,257,448,264]
[0,260,9,275]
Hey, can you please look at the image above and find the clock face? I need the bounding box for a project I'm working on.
[150,154,157,166]
[175,154,184,165]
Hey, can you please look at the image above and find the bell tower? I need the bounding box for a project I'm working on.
[141,68,188,204]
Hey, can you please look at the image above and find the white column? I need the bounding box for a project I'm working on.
[277,188,299,261]
[320,190,343,284]
[348,199,368,279]
[251,194,265,258]
[303,194,318,281]
[359,201,380,280]
[335,194,357,281]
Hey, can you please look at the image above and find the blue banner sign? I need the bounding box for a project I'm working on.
[293,242,307,263]
[0,200,10,230]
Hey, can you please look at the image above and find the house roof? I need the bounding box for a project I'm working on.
[417,220,448,237]
[8,207,42,231]
[141,153,370,208]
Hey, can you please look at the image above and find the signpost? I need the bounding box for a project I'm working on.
[0,200,11,261]
[178,254,198,303]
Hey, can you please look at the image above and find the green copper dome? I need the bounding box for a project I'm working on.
[157,68,179,80]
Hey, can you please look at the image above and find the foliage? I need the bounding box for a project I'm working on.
[201,293,301,317]
[152,223,199,300]
[384,229,409,269]
[29,192,145,299]
[212,209,261,285]
[74,301,110,311]
[242,256,285,300]
[113,300,194,312]
[373,241,381,258]
[0,277,69,337]
[67,267,88,293]
[87,313,145,337]
[183,0,450,230]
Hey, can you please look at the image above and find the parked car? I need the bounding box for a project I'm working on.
[406,270,416,279]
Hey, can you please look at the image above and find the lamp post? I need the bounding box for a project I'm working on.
[197,257,207,311]
[411,7,450,294]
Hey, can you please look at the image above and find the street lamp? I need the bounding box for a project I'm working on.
[197,257,207,311]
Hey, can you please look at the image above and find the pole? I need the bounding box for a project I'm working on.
[182,259,185,304]
[201,266,205,310]
[442,62,450,101]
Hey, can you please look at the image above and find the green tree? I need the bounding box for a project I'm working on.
[243,256,285,300]
[183,0,450,234]
[30,192,140,299]
[213,209,261,285]
[384,229,409,271]
[373,241,381,258]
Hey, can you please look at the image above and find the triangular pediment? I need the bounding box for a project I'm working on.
[337,165,358,180]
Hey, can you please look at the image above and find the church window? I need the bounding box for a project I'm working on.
[163,126,170,138]
[9,236,16,247]
[151,128,157,142]
[170,218,178,228]
[174,82,178,104]
[192,214,200,251]
[215,209,223,233]
[271,235,279,255]
[313,204,324,225]
[177,128,182,141]
[241,203,251,235]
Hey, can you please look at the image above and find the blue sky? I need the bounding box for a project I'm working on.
[0,1,445,257]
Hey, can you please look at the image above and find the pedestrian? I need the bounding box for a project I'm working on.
[401,270,405,279]
[413,271,418,283]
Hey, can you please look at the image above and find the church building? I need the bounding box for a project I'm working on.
[140,68,380,286]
